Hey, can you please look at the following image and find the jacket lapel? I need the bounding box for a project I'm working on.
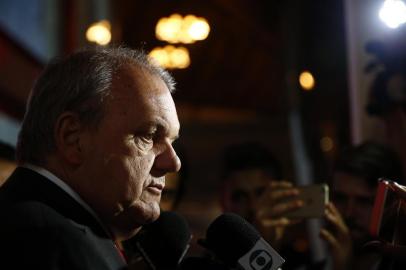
[0,167,109,238]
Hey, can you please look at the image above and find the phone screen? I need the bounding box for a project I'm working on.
[283,184,329,219]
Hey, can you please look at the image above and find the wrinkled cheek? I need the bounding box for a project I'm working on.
[125,153,154,192]
[124,158,145,199]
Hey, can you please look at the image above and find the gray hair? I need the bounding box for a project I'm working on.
[16,46,176,165]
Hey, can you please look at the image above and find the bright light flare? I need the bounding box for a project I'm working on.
[299,71,315,91]
[379,0,406,29]
[155,14,210,43]
[188,18,210,40]
[169,46,190,68]
[156,14,183,43]
[149,47,170,67]
[86,20,112,45]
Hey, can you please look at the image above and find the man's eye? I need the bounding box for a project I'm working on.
[144,134,154,140]
[254,187,266,197]
[231,190,248,203]
[139,132,156,142]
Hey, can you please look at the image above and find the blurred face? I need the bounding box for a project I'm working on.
[332,171,376,245]
[77,66,181,240]
[223,169,270,223]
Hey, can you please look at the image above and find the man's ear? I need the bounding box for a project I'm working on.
[54,112,84,165]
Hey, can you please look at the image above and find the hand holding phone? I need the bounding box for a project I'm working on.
[254,181,304,244]
[320,202,353,270]
[256,181,303,220]
[256,183,329,220]
[254,182,329,246]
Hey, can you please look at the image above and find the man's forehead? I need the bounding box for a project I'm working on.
[110,65,169,100]
[227,169,270,189]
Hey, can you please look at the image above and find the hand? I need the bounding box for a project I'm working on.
[254,181,304,245]
[320,202,352,270]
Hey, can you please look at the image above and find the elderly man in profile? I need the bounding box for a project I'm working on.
[0,47,181,269]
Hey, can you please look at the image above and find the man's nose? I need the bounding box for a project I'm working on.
[151,143,181,177]
[245,194,259,222]
[246,194,258,212]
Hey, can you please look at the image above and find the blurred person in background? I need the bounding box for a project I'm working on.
[321,142,403,270]
[365,34,406,179]
[220,142,310,269]
[0,141,16,186]
[348,34,406,267]
[366,46,406,266]
[220,141,404,270]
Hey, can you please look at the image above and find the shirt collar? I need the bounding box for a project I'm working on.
[21,163,111,237]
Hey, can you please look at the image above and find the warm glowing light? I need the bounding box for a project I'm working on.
[299,71,315,90]
[188,18,210,41]
[155,14,210,44]
[149,47,170,67]
[181,15,198,43]
[148,46,190,69]
[86,20,112,45]
[156,14,183,43]
[320,137,334,152]
[379,0,406,28]
[169,46,190,68]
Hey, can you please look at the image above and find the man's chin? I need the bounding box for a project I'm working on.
[111,202,161,240]
[136,201,161,224]
[145,205,161,223]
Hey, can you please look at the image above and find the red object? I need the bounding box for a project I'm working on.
[370,180,390,237]
[114,242,128,264]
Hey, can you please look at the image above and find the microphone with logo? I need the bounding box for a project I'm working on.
[123,211,192,270]
[198,213,285,270]
[178,256,230,270]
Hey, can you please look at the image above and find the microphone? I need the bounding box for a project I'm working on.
[199,213,285,270]
[124,211,191,270]
[178,256,229,270]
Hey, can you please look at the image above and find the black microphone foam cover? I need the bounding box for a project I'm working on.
[201,213,261,266]
[179,257,229,270]
[131,211,191,268]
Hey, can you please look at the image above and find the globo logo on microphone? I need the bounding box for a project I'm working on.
[249,249,273,270]
[238,238,284,270]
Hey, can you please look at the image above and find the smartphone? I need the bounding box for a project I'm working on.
[283,184,329,219]
[369,179,406,245]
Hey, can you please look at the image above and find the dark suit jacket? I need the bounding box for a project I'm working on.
[0,167,127,270]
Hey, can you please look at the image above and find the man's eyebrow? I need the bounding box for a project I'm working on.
[138,120,179,139]
[137,119,165,130]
